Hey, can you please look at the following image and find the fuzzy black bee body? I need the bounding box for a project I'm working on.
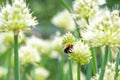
[64,43,73,54]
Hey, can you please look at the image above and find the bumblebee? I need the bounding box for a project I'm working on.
[64,43,73,54]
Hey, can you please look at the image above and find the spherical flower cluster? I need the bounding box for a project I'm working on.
[62,32,91,65]
[0,67,7,79]
[91,62,118,80]
[69,40,92,65]
[81,10,120,47]
[0,0,37,33]
[34,67,49,80]
[62,32,75,46]
[19,45,41,65]
[51,10,75,31]
[103,62,116,80]
[73,0,98,22]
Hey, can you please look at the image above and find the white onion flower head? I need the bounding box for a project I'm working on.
[73,0,98,22]
[91,62,118,80]
[0,0,37,33]
[34,67,49,80]
[81,10,120,47]
[70,40,92,65]
[52,10,75,31]
[103,62,116,80]
[19,45,41,65]
[62,32,75,46]
[0,67,7,79]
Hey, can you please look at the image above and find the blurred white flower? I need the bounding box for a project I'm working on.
[0,32,13,53]
[26,36,42,51]
[91,62,118,80]
[19,45,41,65]
[0,41,6,53]
[51,34,63,53]
[51,10,75,31]
[0,32,13,46]
[81,10,120,47]
[0,0,37,33]
[91,74,99,80]
[118,71,120,80]
[0,67,7,79]
[103,62,116,80]
[50,51,61,59]
[98,0,106,5]
[34,67,49,80]
[0,31,24,53]
[38,40,52,54]
[111,47,119,60]
[26,36,52,55]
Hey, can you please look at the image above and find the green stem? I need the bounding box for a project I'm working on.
[91,48,98,75]
[59,0,71,12]
[59,0,81,38]
[99,47,104,68]
[68,59,73,80]
[31,67,35,80]
[22,69,26,80]
[56,59,61,80]
[14,34,20,80]
[77,63,81,80]
[108,47,112,62]
[86,61,92,80]
[6,52,12,80]
[115,48,120,80]
[61,54,65,80]
[99,46,109,80]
